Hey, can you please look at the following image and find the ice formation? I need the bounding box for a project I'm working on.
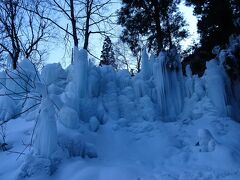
[141,48,150,80]
[0,59,39,121]
[1,36,240,179]
[58,106,80,129]
[151,50,185,120]
[204,60,229,116]
[0,91,18,121]
[41,63,67,86]
[4,59,37,94]
[60,48,186,126]
[72,47,89,98]
[2,40,240,163]
[89,116,100,132]
[185,65,194,98]
[34,98,57,158]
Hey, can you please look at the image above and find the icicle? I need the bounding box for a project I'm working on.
[34,98,57,158]
[141,48,150,80]
[185,65,193,98]
[204,60,229,116]
[153,51,167,117]
[72,48,89,98]
[152,49,185,120]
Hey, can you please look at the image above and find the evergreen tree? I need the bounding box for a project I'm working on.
[100,36,117,69]
[183,0,240,76]
[118,0,188,56]
[186,0,239,58]
[230,0,240,30]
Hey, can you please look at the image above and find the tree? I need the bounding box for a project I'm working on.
[99,36,117,69]
[183,0,240,76]
[186,0,239,58]
[0,0,21,69]
[161,1,189,51]
[0,0,51,69]
[114,40,130,70]
[114,39,143,73]
[118,0,188,56]
[231,0,240,29]
[33,0,115,51]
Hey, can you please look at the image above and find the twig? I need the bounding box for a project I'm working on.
[0,102,41,126]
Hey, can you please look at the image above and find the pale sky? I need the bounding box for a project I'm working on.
[48,2,198,67]
[179,2,199,49]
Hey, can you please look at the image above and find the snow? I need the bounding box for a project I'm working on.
[0,43,240,180]
[197,129,215,152]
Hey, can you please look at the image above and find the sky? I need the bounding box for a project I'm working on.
[179,2,199,49]
[48,1,198,68]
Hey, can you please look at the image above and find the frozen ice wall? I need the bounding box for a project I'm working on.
[151,50,185,120]
[31,47,188,159]
[59,48,90,128]
[209,35,240,120]
[204,60,230,117]
[58,48,186,126]
[182,35,240,121]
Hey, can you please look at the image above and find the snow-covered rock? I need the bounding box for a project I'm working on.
[197,129,216,152]
[58,126,97,158]
[19,154,60,177]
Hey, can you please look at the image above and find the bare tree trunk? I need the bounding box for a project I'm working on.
[152,0,163,55]
[166,16,173,49]
[137,55,141,73]
[70,0,78,47]
[12,57,18,69]
[83,31,90,50]
[83,0,93,50]
[9,0,21,69]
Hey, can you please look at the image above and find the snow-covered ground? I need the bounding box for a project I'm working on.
[1,97,240,180]
[0,43,240,179]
